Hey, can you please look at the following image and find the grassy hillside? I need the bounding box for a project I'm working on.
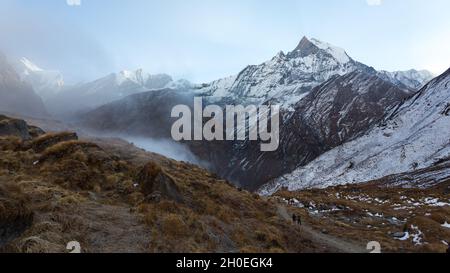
[0,115,318,253]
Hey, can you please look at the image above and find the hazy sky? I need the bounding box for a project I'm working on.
[1,0,449,83]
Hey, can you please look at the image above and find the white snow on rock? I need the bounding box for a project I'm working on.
[261,68,450,194]
[442,222,450,229]
[309,38,351,64]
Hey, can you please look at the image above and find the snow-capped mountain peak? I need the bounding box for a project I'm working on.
[199,36,369,108]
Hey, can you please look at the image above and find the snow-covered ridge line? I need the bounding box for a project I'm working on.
[196,36,432,110]
[260,68,450,195]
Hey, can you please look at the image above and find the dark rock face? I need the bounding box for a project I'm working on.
[0,53,48,118]
[290,36,321,58]
[0,115,32,140]
[137,162,183,203]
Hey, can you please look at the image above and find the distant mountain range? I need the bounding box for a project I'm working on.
[1,36,445,192]
[45,69,185,117]
[4,37,434,118]
[75,37,438,190]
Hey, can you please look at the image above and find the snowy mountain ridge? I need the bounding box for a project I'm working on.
[197,36,371,109]
[260,68,450,195]
[196,37,432,110]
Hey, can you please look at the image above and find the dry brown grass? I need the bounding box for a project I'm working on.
[0,115,323,253]
[275,181,450,253]
[28,132,78,153]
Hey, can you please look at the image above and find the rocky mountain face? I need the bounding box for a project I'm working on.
[0,53,48,118]
[261,67,450,194]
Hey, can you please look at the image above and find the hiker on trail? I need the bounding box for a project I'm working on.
[297,215,302,226]
[292,214,297,223]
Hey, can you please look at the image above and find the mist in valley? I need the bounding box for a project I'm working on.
[122,135,207,166]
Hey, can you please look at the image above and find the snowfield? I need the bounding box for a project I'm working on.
[260,68,450,195]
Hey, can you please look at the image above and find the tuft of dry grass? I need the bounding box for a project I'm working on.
[28,132,78,153]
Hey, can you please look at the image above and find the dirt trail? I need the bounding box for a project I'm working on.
[277,205,367,253]
[79,201,151,253]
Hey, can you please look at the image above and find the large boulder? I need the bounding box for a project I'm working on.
[136,162,183,203]
[0,115,31,140]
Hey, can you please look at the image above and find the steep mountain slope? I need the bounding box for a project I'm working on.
[262,68,450,194]
[0,53,48,118]
[46,70,184,117]
[198,71,412,190]
[15,58,64,100]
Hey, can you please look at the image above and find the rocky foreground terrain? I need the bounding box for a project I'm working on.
[1,115,448,253]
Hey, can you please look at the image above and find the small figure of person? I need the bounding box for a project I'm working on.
[297,215,302,226]
[292,214,297,223]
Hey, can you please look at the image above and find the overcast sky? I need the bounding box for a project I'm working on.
[0,0,449,83]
